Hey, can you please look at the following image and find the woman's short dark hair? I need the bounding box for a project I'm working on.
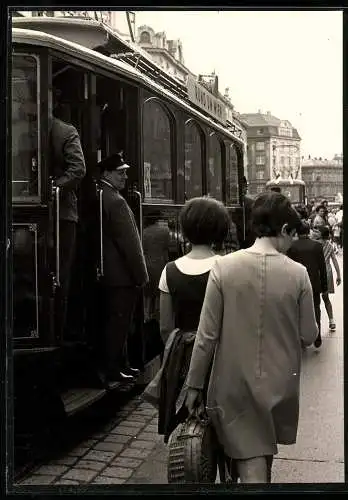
[179,196,230,245]
[251,192,302,238]
[316,204,325,212]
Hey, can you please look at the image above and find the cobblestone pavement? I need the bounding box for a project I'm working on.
[16,255,344,487]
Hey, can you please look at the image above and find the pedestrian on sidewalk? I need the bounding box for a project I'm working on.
[318,226,342,332]
[184,192,318,483]
[287,221,328,348]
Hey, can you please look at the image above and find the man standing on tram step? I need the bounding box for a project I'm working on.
[98,153,149,383]
[287,221,328,348]
[50,114,86,341]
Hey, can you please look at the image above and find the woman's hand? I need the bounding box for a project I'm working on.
[185,388,203,415]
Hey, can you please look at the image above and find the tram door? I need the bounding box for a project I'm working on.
[94,75,145,369]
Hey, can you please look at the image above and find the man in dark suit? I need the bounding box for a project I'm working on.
[287,221,328,348]
[50,115,86,340]
[98,153,149,382]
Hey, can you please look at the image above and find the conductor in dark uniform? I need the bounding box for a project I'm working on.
[98,153,149,382]
[50,115,86,340]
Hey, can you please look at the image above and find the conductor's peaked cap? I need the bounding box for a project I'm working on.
[98,153,131,172]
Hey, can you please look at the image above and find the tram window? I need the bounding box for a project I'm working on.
[143,100,173,201]
[207,133,222,201]
[226,143,239,205]
[184,121,203,199]
[12,54,40,200]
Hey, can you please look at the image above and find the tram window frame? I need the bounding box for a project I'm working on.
[12,52,41,204]
[207,131,223,201]
[184,118,204,200]
[142,97,175,203]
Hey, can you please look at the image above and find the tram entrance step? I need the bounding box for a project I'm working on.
[62,388,107,417]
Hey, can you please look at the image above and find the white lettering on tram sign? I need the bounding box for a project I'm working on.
[186,76,227,125]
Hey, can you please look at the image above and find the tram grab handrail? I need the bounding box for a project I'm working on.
[52,182,60,288]
[97,184,104,279]
[132,189,143,242]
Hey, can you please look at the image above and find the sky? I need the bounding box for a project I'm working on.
[125,10,342,160]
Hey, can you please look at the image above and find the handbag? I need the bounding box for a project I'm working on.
[167,405,219,483]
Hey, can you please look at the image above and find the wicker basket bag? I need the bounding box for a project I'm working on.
[167,407,219,483]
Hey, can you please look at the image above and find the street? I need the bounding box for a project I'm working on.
[16,254,344,486]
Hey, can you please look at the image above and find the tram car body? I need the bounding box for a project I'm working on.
[265,178,306,206]
[10,18,247,456]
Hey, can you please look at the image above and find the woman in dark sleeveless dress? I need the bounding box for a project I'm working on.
[158,196,230,343]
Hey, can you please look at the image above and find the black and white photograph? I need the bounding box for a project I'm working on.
[7,8,343,490]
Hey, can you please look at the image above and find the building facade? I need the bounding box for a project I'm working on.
[240,111,301,195]
[137,25,188,83]
[301,155,343,202]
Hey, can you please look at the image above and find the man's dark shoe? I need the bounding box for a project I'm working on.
[122,366,140,377]
[107,371,135,383]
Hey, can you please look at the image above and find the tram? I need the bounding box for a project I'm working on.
[265,178,306,205]
[10,18,247,453]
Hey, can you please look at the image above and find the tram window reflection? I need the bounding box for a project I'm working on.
[143,211,171,323]
[12,54,39,200]
[143,99,173,201]
[184,121,203,199]
[207,133,222,201]
[226,143,239,205]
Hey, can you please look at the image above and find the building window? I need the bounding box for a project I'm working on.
[279,127,292,137]
[140,31,151,44]
[256,155,265,165]
[225,143,238,205]
[184,121,203,199]
[256,142,265,151]
[12,54,40,200]
[143,99,173,201]
[207,133,222,200]
[256,169,264,180]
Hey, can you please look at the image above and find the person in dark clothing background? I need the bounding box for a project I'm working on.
[98,153,149,383]
[51,92,86,341]
[143,210,170,323]
[241,176,256,249]
[287,221,328,348]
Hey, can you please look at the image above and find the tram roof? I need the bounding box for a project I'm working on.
[12,24,245,146]
[266,178,305,186]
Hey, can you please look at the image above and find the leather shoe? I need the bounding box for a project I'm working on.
[122,366,140,377]
[107,371,135,383]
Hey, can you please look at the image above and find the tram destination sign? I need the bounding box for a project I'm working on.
[186,75,227,125]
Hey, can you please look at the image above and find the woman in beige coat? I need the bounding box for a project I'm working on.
[185,192,318,483]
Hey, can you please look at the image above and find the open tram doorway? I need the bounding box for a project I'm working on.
[93,74,145,373]
[50,60,89,349]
